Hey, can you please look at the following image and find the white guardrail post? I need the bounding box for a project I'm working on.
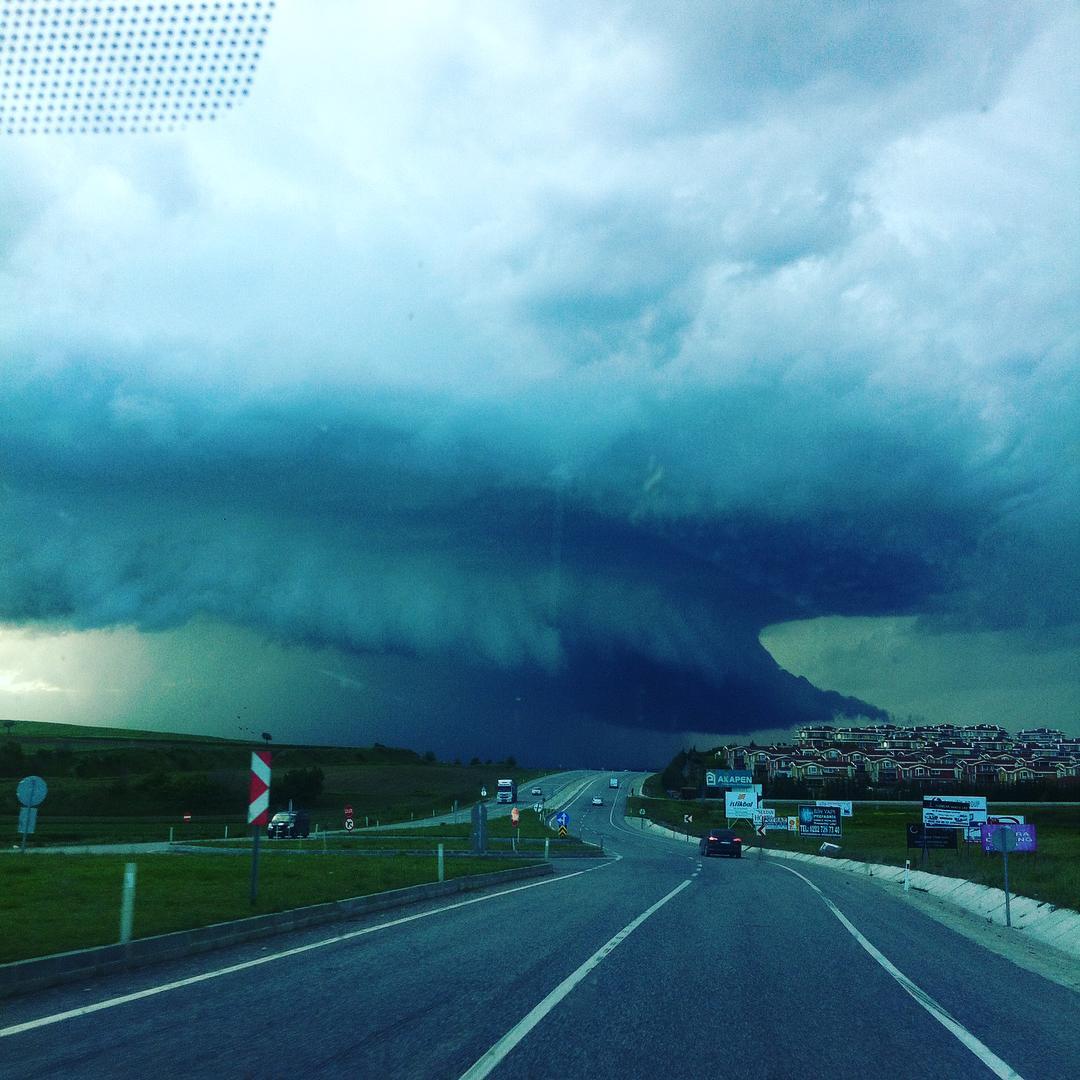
[438,843,445,882]
[119,862,137,944]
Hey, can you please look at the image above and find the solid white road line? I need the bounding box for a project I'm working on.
[0,860,617,1039]
[458,878,693,1080]
[776,864,1026,1080]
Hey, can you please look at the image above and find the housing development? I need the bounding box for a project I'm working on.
[719,723,1080,793]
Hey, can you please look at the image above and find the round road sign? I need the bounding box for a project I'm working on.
[344,804,354,817]
[481,787,487,798]
[639,808,646,816]
[991,826,1017,853]
[16,775,48,808]
[345,818,355,831]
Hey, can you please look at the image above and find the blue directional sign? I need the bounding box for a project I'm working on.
[555,810,569,828]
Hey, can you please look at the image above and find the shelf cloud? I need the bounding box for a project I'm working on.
[2,2,1077,753]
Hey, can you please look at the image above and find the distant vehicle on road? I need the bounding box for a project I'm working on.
[608,776,619,788]
[700,829,742,858]
[591,795,603,806]
[496,778,517,804]
[267,810,310,839]
[530,786,543,797]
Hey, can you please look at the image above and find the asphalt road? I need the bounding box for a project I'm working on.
[3,771,1077,1079]
[357,770,600,832]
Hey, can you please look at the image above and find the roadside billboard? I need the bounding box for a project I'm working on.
[815,800,853,817]
[797,804,841,837]
[763,815,795,832]
[726,789,760,817]
[706,770,754,787]
[906,824,958,850]
[965,814,1024,843]
[980,823,1037,853]
[922,795,987,829]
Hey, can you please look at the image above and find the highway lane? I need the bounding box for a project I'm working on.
[2,774,1076,1079]
[356,770,597,832]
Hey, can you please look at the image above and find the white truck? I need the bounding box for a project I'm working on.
[609,776,619,789]
[496,778,517,804]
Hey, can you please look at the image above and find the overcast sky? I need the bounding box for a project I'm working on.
[2,2,1078,759]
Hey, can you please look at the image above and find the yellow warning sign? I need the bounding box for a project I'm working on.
[558,825,567,837]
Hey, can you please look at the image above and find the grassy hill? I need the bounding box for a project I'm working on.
[1,720,541,836]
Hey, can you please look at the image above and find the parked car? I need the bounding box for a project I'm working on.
[700,828,742,858]
[591,795,603,806]
[267,810,311,838]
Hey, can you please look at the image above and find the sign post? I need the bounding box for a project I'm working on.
[16,775,48,852]
[471,800,488,853]
[993,826,1017,927]
[247,751,272,905]
[980,823,1036,927]
[119,862,137,944]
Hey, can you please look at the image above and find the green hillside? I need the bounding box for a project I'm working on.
[1,720,540,837]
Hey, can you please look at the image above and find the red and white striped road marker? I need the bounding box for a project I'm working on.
[247,751,272,826]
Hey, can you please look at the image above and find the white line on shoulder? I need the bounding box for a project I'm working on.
[776,864,1025,1080]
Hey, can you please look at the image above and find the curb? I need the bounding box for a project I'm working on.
[0,862,554,1001]
[637,818,701,845]
[759,846,1080,961]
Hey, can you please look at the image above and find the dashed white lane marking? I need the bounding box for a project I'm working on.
[777,864,1025,1080]
[458,878,694,1080]
[0,860,618,1039]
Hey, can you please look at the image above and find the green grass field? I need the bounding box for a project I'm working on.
[0,851,537,965]
[1,718,543,823]
[629,794,1080,912]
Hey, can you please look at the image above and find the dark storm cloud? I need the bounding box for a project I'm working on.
[1,2,1078,751]
[0,356,1059,740]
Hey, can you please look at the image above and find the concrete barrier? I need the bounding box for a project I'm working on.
[0,862,554,1001]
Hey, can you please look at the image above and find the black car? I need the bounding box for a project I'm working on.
[700,828,743,858]
[267,810,311,838]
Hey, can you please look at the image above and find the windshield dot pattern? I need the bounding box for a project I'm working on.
[0,1,276,135]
